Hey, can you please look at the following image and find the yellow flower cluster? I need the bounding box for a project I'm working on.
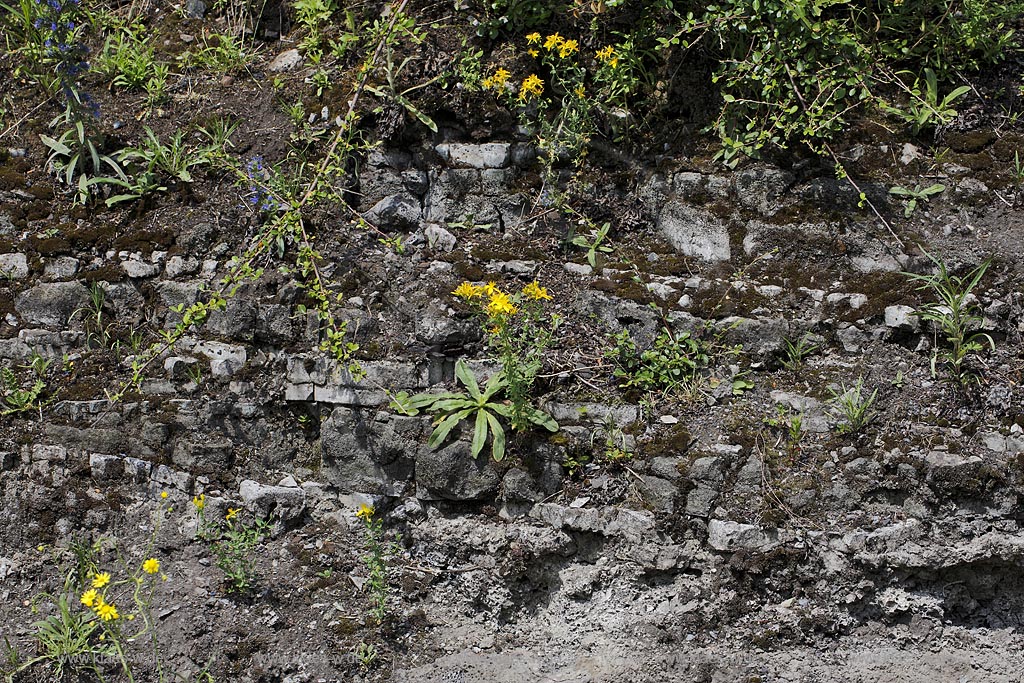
[482,67,512,90]
[519,73,544,101]
[522,281,552,301]
[543,33,564,50]
[453,280,552,315]
[356,504,374,520]
[487,290,517,316]
[81,587,120,621]
[596,45,618,68]
[192,493,206,512]
[559,39,579,58]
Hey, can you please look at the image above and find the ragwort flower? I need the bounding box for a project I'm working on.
[80,589,99,608]
[518,74,544,101]
[522,281,552,301]
[453,282,483,300]
[95,600,119,621]
[91,572,111,589]
[487,291,518,316]
[142,558,160,575]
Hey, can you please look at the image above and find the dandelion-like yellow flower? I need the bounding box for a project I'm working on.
[192,494,206,512]
[558,39,579,58]
[518,74,544,101]
[452,282,483,300]
[81,589,99,608]
[522,281,552,301]
[543,33,564,50]
[526,32,541,44]
[226,508,239,521]
[356,504,374,520]
[142,558,160,575]
[95,601,120,621]
[160,491,169,499]
[92,572,111,589]
[487,291,518,316]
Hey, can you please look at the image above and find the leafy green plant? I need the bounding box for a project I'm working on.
[70,282,113,349]
[355,504,391,624]
[195,498,269,594]
[93,26,160,92]
[658,0,1021,164]
[889,183,944,217]
[293,0,337,58]
[2,366,45,416]
[356,641,379,672]
[41,109,127,205]
[100,127,217,205]
[179,33,255,75]
[392,360,547,462]
[606,326,710,397]
[447,281,560,430]
[590,415,634,465]
[881,68,971,135]
[765,404,803,451]
[571,221,613,267]
[903,250,994,385]
[780,333,818,371]
[828,377,877,434]
[363,12,439,133]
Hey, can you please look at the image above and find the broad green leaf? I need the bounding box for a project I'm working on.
[427,408,473,449]
[485,410,506,461]
[481,369,506,402]
[472,409,489,459]
[40,134,70,155]
[527,408,559,432]
[454,360,481,401]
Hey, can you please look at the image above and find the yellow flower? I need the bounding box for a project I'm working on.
[483,281,500,297]
[596,45,615,61]
[80,589,99,608]
[192,494,205,512]
[522,281,552,301]
[92,572,111,589]
[226,508,239,521]
[452,282,483,300]
[481,76,494,89]
[95,601,119,621]
[574,85,585,98]
[527,48,539,58]
[558,39,579,58]
[487,291,518,316]
[518,74,544,101]
[526,32,541,44]
[142,558,160,575]
[356,504,374,520]
[493,68,511,86]
[160,491,168,499]
[543,33,564,50]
